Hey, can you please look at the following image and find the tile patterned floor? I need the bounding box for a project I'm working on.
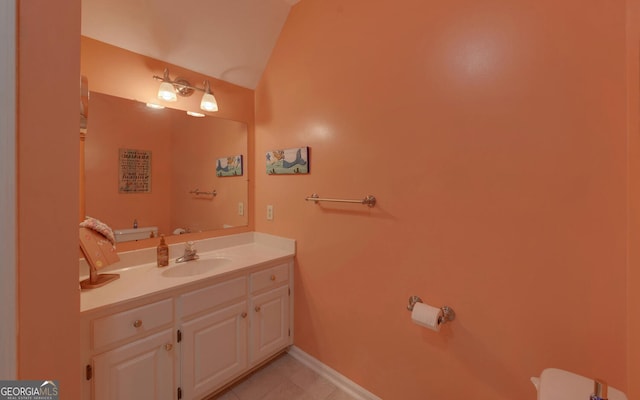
[213,353,358,400]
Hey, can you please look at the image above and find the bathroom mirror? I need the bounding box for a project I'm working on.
[84,91,248,237]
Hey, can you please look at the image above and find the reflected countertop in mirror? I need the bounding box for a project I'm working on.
[83,92,248,238]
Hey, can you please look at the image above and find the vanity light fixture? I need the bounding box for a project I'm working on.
[200,80,219,112]
[153,68,219,112]
[156,69,178,102]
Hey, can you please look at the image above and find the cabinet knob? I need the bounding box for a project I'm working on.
[241,312,247,318]
[255,306,261,312]
[133,320,143,328]
[270,275,276,281]
[164,343,173,351]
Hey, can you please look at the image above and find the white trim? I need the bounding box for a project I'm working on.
[287,346,382,400]
[0,0,17,380]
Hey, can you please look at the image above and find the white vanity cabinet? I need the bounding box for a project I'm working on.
[249,263,291,366]
[81,258,293,400]
[83,298,176,400]
[178,276,249,400]
[93,328,175,400]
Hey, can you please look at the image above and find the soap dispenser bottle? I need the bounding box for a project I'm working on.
[157,235,169,267]
[590,379,608,400]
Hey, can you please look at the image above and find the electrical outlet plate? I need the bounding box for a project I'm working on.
[267,205,273,220]
[238,202,244,216]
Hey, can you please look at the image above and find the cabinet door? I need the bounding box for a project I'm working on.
[250,286,290,365]
[181,301,248,400]
[93,329,174,400]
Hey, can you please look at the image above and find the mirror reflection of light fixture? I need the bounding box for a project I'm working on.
[146,102,165,109]
[186,111,205,117]
[153,68,219,112]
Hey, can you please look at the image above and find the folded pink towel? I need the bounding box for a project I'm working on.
[80,216,116,245]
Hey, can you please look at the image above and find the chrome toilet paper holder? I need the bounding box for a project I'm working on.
[407,295,456,324]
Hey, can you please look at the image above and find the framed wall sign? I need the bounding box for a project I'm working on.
[266,147,309,175]
[118,148,151,193]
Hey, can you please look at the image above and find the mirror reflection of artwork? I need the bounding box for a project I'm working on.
[216,155,243,177]
[118,149,151,193]
[266,147,309,175]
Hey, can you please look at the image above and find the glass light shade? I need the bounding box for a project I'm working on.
[200,92,218,112]
[157,82,177,102]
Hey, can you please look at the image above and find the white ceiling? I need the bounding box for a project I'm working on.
[81,0,300,89]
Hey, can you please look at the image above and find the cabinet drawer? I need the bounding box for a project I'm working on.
[91,299,173,350]
[180,276,247,317]
[251,263,289,293]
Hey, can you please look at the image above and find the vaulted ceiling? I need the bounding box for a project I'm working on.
[81,0,301,89]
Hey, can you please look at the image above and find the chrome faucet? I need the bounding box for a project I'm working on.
[176,241,199,263]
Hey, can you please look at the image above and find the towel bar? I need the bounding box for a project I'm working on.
[189,188,217,196]
[305,193,376,207]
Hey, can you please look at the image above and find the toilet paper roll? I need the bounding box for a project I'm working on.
[411,302,443,331]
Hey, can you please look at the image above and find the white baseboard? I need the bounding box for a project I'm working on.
[287,346,382,400]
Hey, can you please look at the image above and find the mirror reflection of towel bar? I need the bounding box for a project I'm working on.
[305,193,377,208]
[189,188,217,196]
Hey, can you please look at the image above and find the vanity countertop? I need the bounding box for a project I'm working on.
[80,232,295,313]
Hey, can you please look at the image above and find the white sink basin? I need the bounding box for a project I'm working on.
[161,257,232,278]
[533,368,627,400]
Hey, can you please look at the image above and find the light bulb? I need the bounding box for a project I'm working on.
[157,81,177,102]
[200,92,218,112]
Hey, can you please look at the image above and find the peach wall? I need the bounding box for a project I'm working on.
[81,37,256,250]
[17,0,81,397]
[627,0,640,397]
[255,1,628,399]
